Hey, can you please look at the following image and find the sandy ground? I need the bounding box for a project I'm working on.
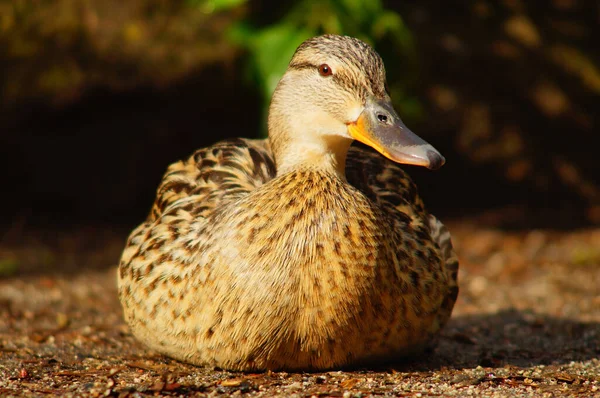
[0,222,599,397]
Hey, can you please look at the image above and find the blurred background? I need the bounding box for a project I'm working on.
[1,0,598,244]
[1,2,599,388]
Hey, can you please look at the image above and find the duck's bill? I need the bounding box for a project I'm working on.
[347,98,445,170]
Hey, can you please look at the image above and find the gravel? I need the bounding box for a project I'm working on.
[1,222,599,397]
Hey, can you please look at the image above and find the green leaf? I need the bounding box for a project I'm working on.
[0,256,18,277]
[372,11,413,51]
[190,0,247,13]
[248,24,314,97]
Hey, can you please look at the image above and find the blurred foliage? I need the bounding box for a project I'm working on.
[1,0,599,226]
[0,0,419,123]
[417,0,600,220]
[0,0,236,107]
[0,255,19,277]
[195,0,421,131]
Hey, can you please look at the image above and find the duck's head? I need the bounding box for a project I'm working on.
[268,34,445,176]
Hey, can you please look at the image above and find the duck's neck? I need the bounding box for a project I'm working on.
[270,133,352,178]
[268,80,353,179]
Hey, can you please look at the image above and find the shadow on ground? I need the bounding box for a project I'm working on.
[429,310,600,369]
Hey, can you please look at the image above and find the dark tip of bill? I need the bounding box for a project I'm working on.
[427,151,445,170]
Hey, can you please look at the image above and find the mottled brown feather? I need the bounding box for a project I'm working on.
[118,35,459,371]
[119,138,458,371]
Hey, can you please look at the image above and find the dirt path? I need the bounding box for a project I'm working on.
[1,223,599,397]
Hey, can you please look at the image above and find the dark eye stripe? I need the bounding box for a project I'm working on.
[288,61,359,93]
[288,62,316,71]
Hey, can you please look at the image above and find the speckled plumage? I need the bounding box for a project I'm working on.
[118,35,459,371]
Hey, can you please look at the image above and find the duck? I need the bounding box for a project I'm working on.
[118,34,459,372]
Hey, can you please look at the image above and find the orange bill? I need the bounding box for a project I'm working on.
[347,98,445,170]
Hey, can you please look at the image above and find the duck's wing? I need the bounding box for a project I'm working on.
[346,145,427,218]
[147,138,276,222]
[346,144,459,319]
[119,138,276,273]
[425,211,460,328]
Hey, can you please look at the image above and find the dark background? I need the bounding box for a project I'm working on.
[1,0,598,232]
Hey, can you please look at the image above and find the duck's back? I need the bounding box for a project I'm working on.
[118,138,458,371]
[146,138,276,223]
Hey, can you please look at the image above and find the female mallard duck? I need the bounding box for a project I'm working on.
[118,34,459,371]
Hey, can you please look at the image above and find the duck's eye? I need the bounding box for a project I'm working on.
[318,64,332,77]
